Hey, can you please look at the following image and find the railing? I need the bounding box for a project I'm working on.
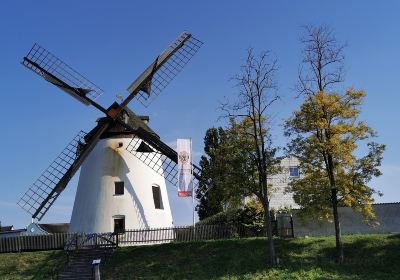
[64,232,117,251]
[116,225,231,246]
[0,233,74,253]
[116,223,292,246]
[0,221,293,253]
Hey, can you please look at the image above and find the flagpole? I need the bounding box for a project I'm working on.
[191,138,195,235]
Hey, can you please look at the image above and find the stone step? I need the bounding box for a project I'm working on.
[58,275,92,280]
[59,271,92,276]
[58,247,114,280]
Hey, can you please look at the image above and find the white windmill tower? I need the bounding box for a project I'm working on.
[17,32,203,234]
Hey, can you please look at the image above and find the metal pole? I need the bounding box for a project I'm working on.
[191,138,196,239]
[92,259,101,280]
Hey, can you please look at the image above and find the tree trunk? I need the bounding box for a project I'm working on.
[262,195,277,266]
[327,153,344,264]
[331,188,344,263]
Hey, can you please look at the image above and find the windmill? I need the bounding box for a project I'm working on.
[17,32,203,233]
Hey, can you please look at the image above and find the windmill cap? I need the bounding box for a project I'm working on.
[95,115,149,123]
[91,105,158,140]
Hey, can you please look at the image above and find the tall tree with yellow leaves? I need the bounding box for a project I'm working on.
[286,25,385,263]
[285,89,384,263]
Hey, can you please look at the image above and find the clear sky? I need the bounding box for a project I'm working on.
[1,1,399,228]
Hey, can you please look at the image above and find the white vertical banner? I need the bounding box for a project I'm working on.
[177,138,193,197]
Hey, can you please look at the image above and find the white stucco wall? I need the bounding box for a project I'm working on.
[69,137,173,233]
[269,157,300,210]
[293,203,400,236]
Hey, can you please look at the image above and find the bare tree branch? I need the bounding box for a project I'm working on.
[297,25,346,97]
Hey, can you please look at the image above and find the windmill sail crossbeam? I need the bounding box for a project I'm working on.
[126,137,199,190]
[22,43,104,103]
[126,137,177,184]
[131,34,203,107]
[17,131,87,220]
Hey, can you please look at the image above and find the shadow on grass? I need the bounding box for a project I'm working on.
[386,233,400,240]
[0,250,66,280]
[311,234,400,280]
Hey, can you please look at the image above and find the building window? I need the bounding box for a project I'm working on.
[113,216,125,233]
[114,181,124,195]
[289,166,300,177]
[152,185,164,209]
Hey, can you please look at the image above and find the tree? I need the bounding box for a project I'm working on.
[297,25,345,97]
[196,122,263,221]
[286,25,385,263]
[196,128,227,220]
[197,119,264,217]
[220,49,281,266]
[286,90,385,263]
[238,199,265,235]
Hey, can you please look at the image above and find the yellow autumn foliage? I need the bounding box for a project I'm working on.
[285,89,385,224]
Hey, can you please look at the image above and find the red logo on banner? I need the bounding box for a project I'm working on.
[178,191,192,197]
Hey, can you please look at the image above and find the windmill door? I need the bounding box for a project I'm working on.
[114,216,125,233]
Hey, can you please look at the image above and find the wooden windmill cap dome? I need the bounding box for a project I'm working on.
[92,103,158,140]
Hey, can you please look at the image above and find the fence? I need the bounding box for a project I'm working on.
[118,225,233,246]
[0,233,74,253]
[64,232,117,251]
[0,221,293,253]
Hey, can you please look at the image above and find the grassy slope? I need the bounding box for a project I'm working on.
[102,234,400,280]
[0,250,66,280]
[0,234,399,280]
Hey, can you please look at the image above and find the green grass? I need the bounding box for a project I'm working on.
[0,234,399,279]
[0,250,66,280]
[102,234,400,280]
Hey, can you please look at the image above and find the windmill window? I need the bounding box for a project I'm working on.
[118,142,123,148]
[152,185,164,209]
[123,112,129,124]
[289,166,300,177]
[113,216,125,233]
[114,181,124,195]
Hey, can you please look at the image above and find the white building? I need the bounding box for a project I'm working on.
[268,157,300,210]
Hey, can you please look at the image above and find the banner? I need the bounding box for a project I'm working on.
[177,139,193,197]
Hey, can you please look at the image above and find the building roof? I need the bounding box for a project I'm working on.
[38,223,69,233]
[0,225,14,232]
[372,202,400,205]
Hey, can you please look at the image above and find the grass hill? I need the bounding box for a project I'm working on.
[102,234,400,279]
[0,234,399,279]
[0,250,65,279]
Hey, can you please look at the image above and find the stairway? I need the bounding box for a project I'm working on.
[58,247,114,280]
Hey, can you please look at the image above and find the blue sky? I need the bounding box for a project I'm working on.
[1,1,399,228]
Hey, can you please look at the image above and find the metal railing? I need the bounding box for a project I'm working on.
[64,232,117,251]
[0,222,293,253]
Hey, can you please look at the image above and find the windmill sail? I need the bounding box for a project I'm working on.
[18,32,205,222]
[18,131,88,220]
[21,43,104,105]
[18,121,111,220]
[124,32,203,107]
[126,133,200,189]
